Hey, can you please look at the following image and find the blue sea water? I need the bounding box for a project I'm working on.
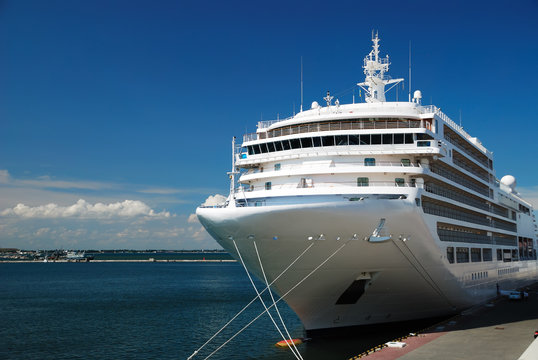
[0,262,422,360]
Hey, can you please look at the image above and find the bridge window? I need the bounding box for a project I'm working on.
[267,142,275,152]
[471,248,482,262]
[395,178,405,187]
[312,137,322,147]
[322,136,335,146]
[483,248,492,261]
[382,134,392,144]
[274,141,283,151]
[360,134,371,145]
[336,135,348,146]
[281,140,291,150]
[404,133,414,144]
[394,134,404,144]
[349,135,360,145]
[371,134,381,145]
[301,137,313,148]
[290,138,301,149]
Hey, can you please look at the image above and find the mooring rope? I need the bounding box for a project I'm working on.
[202,241,348,360]
[253,241,304,360]
[186,242,315,360]
[234,240,303,360]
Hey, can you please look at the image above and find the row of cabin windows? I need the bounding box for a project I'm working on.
[246,133,423,155]
[447,246,536,264]
[272,158,411,171]
[447,247,493,263]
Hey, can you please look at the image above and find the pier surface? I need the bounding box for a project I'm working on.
[356,282,538,360]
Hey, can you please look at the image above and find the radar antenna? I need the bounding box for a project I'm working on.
[357,32,404,103]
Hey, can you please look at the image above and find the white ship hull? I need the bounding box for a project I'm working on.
[197,196,538,332]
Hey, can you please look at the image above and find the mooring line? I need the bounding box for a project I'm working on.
[234,240,302,360]
[203,241,348,360]
[254,241,304,360]
[186,242,315,360]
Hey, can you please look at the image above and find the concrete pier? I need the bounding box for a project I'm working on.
[351,282,538,360]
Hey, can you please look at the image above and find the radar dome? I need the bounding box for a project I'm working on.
[500,175,517,191]
[311,101,319,109]
[413,90,422,99]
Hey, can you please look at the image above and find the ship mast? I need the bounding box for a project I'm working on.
[357,32,404,103]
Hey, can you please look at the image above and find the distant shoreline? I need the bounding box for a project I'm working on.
[0,259,237,263]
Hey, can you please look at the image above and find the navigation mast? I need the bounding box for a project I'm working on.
[357,32,404,103]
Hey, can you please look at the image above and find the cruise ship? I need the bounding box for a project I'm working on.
[197,34,538,334]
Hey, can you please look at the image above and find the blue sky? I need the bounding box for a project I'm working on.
[1,0,537,250]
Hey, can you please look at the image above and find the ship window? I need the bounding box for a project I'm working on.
[336,135,348,146]
[357,177,369,187]
[253,144,261,154]
[260,143,269,153]
[360,134,370,145]
[404,133,414,144]
[395,178,405,187]
[401,159,411,167]
[417,140,431,147]
[267,142,275,152]
[312,137,322,147]
[417,133,433,140]
[503,249,511,262]
[274,163,281,171]
[247,146,254,155]
[265,182,271,190]
[456,247,469,263]
[435,120,439,133]
[274,141,283,151]
[394,134,404,144]
[382,134,392,144]
[371,134,381,145]
[471,248,482,262]
[497,249,502,261]
[281,140,291,150]
[447,247,454,263]
[301,137,313,148]
[290,138,301,149]
[483,248,492,261]
[512,249,518,261]
[322,136,335,147]
[364,158,376,166]
[349,135,360,145]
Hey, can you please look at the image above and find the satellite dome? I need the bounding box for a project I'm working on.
[500,175,517,192]
[413,90,422,99]
[311,101,319,109]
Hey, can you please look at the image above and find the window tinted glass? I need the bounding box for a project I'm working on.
[290,138,301,149]
[282,140,291,150]
[404,133,414,144]
[267,142,275,152]
[364,158,375,166]
[312,137,322,147]
[360,134,370,145]
[275,141,283,151]
[322,136,335,146]
[336,135,348,146]
[301,137,313,148]
[349,135,360,145]
[371,134,381,145]
[394,134,404,144]
[382,134,392,144]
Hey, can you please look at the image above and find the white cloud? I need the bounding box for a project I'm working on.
[1,199,171,219]
[202,194,227,207]
[188,213,198,223]
[0,170,9,183]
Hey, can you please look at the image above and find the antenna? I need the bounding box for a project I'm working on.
[408,40,412,102]
[459,109,462,126]
[300,56,303,112]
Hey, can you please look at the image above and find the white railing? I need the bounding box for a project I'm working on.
[238,180,416,192]
[243,161,422,175]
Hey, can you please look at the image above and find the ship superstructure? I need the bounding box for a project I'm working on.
[197,34,537,333]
